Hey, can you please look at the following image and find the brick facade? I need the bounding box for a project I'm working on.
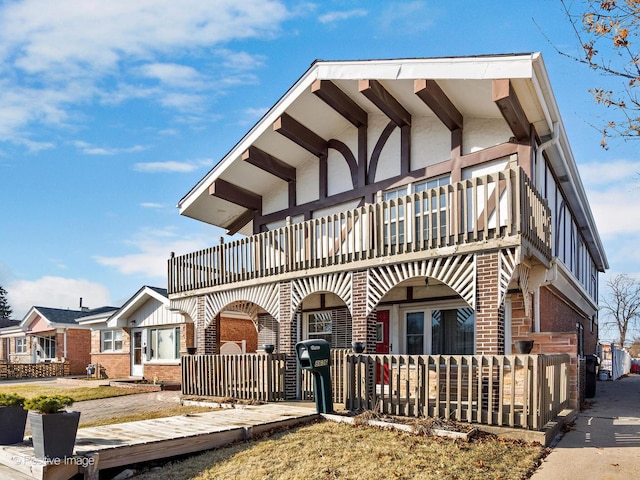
[475,252,505,354]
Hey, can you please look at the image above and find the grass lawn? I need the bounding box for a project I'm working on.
[132,420,546,480]
[0,384,144,402]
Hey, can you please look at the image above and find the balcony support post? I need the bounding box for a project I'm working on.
[475,252,506,355]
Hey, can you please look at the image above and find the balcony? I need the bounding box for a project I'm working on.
[168,166,551,296]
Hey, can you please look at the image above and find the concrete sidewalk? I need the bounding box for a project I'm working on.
[532,374,640,479]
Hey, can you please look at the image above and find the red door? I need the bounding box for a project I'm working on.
[376,310,390,385]
[376,310,390,354]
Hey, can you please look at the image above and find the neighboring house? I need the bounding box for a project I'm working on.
[0,306,118,375]
[167,53,607,410]
[80,286,189,383]
[0,319,20,360]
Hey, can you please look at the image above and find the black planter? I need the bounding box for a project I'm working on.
[29,410,81,460]
[0,406,28,444]
[263,344,275,354]
[352,341,366,353]
[187,347,197,355]
[514,340,534,354]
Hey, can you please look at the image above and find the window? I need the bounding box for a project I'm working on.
[307,312,332,343]
[101,330,123,352]
[383,176,451,246]
[148,327,180,361]
[36,336,56,359]
[413,176,450,241]
[15,338,26,354]
[406,312,425,355]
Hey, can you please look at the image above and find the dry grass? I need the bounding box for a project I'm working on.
[0,384,144,402]
[79,405,217,428]
[132,420,546,480]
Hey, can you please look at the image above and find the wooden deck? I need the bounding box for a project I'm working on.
[0,404,318,480]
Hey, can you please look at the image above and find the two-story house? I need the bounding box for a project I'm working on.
[168,53,607,427]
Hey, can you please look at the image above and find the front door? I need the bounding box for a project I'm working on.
[131,328,144,377]
[376,310,390,354]
[376,310,390,385]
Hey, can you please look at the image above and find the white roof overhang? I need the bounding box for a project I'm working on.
[177,53,607,271]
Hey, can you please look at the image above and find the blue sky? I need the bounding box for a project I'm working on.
[0,1,638,342]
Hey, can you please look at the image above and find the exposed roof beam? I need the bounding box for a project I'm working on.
[242,146,296,182]
[225,209,255,236]
[359,79,411,127]
[209,178,262,211]
[414,79,463,131]
[273,112,327,157]
[492,79,529,142]
[311,79,368,127]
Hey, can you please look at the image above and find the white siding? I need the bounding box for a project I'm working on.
[129,298,183,327]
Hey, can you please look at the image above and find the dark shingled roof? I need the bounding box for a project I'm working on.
[33,306,118,325]
[0,318,19,328]
[147,286,168,298]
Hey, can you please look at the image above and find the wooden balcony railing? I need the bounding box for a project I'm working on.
[169,167,551,295]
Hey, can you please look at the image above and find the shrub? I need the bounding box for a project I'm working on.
[24,395,74,414]
[0,393,26,407]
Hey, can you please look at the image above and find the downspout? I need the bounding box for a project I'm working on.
[532,121,558,333]
[63,329,67,359]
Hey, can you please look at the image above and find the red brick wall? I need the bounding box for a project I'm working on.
[91,353,130,378]
[60,329,91,375]
[220,316,257,352]
[476,252,504,354]
[143,363,182,384]
[539,287,596,355]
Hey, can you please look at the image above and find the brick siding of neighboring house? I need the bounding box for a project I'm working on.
[56,329,91,375]
[89,328,132,379]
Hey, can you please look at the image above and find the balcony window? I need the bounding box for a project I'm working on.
[383,176,450,247]
[101,330,123,352]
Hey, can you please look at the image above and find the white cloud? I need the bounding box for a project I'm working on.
[379,1,436,34]
[6,276,112,320]
[0,0,291,145]
[133,158,213,173]
[319,9,367,24]
[140,202,165,209]
[93,227,213,278]
[72,140,147,155]
[579,160,640,188]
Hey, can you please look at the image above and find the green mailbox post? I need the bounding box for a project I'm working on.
[295,339,333,414]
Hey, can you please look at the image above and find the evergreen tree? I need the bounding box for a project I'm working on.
[0,284,13,319]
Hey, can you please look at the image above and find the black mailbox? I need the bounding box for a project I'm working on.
[295,339,333,414]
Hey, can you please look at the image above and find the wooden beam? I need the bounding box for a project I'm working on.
[493,79,529,142]
[311,79,368,127]
[359,79,411,127]
[209,179,261,211]
[225,209,255,236]
[414,79,463,131]
[273,113,327,157]
[242,146,296,182]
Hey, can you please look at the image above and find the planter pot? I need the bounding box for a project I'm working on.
[514,340,534,354]
[263,344,275,354]
[187,347,197,355]
[0,406,28,444]
[352,341,366,354]
[29,410,80,460]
